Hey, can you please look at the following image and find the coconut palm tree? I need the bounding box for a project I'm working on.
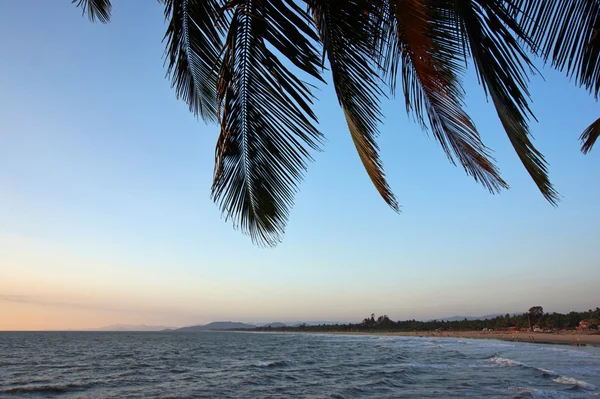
[72,0,599,246]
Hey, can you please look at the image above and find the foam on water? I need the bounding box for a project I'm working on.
[254,360,288,368]
[484,354,592,390]
[552,376,595,390]
[487,356,523,367]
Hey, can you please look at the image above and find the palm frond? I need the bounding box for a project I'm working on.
[163,0,224,123]
[512,0,600,97]
[454,0,558,205]
[72,0,111,23]
[308,0,399,211]
[580,117,600,153]
[511,0,600,153]
[383,0,507,193]
[212,0,324,246]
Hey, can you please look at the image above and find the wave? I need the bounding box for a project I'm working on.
[552,376,595,390]
[539,368,555,376]
[375,336,395,341]
[366,378,405,388]
[485,355,596,391]
[254,360,288,368]
[44,362,89,369]
[169,368,190,374]
[405,362,455,370]
[486,356,523,367]
[0,383,81,394]
[109,369,144,378]
[132,362,153,368]
[444,349,467,359]
[5,378,53,386]
[514,387,569,399]
[485,356,559,378]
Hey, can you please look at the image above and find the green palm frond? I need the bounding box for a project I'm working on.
[308,0,399,212]
[383,0,507,193]
[454,0,559,205]
[163,0,223,123]
[212,0,324,246]
[72,0,112,23]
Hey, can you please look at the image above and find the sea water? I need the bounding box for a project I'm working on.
[1,331,599,398]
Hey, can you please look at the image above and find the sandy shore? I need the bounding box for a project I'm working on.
[284,330,600,346]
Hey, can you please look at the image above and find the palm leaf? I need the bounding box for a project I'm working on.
[454,0,559,205]
[72,0,112,23]
[512,0,600,97]
[580,117,600,153]
[308,0,399,211]
[383,0,507,193]
[163,0,224,123]
[212,0,324,246]
[511,0,600,153]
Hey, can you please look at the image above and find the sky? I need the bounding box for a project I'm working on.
[0,1,599,331]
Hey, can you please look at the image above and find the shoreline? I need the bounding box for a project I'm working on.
[254,330,600,347]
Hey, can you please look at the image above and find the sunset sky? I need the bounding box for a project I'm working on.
[1,1,599,330]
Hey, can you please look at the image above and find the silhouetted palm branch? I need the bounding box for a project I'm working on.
[512,0,600,153]
[212,0,324,246]
[73,0,111,23]
[308,0,399,211]
[71,0,600,245]
[163,0,223,122]
[383,0,507,193]
[453,0,558,205]
[580,117,600,154]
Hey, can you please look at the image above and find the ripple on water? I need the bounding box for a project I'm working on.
[0,332,599,398]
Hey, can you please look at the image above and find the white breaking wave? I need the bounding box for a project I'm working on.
[552,376,595,390]
[539,368,556,375]
[487,357,566,381]
[423,341,443,348]
[254,360,287,368]
[487,356,523,367]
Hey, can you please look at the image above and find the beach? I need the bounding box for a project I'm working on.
[305,330,600,346]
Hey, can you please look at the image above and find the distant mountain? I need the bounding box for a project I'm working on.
[89,324,175,332]
[435,314,504,322]
[172,321,255,332]
[260,322,287,328]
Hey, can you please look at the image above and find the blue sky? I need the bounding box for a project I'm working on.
[0,1,598,330]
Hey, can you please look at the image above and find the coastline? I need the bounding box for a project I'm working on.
[256,330,600,347]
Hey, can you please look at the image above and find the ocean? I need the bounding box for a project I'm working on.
[0,331,599,398]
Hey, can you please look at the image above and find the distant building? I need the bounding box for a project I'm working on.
[577,320,599,330]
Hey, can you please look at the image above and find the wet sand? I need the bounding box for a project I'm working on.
[310,330,600,346]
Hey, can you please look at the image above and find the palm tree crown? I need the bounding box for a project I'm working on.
[72,0,600,246]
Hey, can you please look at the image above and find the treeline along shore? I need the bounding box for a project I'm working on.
[250,306,600,346]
